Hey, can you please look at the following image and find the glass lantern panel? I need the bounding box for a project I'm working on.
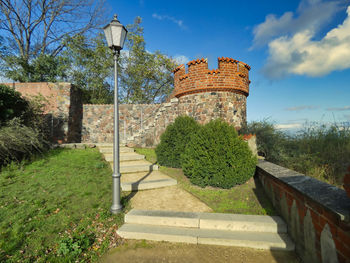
[111,25,122,47]
[103,25,113,48]
[120,27,127,49]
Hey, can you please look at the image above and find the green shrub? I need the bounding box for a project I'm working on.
[0,118,48,167]
[0,84,29,125]
[285,124,350,185]
[156,116,200,168]
[240,119,289,163]
[182,119,257,188]
[243,120,350,186]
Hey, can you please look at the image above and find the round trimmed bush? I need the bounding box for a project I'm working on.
[181,119,257,188]
[156,116,200,168]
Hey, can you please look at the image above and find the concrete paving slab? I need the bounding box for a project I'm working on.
[104,153,145,162]
[122,210,287,233]
[117,164,158,174]
[199,213,287,233]
[120,160,157,166]
[125,209,200,228]
[198,229,295,251]
[121,178,177,191]
[109,160,159,173]
[117,224,198,244]
[99,147,134,153]
[117,224,294,251]
[121,171,170,183]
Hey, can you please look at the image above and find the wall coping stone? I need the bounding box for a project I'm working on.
[257,160,350,222]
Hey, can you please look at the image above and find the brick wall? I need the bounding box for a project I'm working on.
[256,161,350,263]
[2,82,82,143]
[171,57,250,99]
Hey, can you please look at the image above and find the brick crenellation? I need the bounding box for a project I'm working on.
[172,57,251,99]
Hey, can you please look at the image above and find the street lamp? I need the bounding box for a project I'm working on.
[104,14,128,214]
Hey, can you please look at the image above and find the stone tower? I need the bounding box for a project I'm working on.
[171,57,251,130]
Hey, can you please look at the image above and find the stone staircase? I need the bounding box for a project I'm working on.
[117,209,295,251]
[96,143,177,191]
[122,98,178,147]
[96,143,295,251]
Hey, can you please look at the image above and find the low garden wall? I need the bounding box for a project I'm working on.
[256,161,350,263]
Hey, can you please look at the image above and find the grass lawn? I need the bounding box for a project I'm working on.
[135,148,275,215]
[0,148,129,263]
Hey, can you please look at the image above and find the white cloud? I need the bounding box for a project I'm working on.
[275,123,303,129]
[173,55,190,65]
[327,105,350,111]
[152,13,186,29]
[252,0,344,48]
[252,0,350,78]
[263,6,350,78]
[285,105,319,111]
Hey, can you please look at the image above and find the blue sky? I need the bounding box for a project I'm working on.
[108,0,350,129]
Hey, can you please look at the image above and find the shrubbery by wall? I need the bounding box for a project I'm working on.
[156,116,200,168]
[0,84,48,166]
[181,119,257,188]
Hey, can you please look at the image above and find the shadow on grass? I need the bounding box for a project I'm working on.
[252,175,276,216]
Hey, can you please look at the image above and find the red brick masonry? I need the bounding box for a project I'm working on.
[256,161,350,263]
[172,57,250,99]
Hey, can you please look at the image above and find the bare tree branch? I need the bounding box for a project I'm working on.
[0,0,107,61]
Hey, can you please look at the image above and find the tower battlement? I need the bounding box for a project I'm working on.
[172,57,251,98]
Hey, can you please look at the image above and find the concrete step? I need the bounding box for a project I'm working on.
[117,224,295,251]
[121,178,177,191]
[99,147,134,153]
[120,164,158,174]
[125,210,287,233]
[95,143,126,147]
[111,161,158,173]
[104,153,145,162]
[199,212,287,233]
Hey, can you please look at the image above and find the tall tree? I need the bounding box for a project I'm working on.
[119,17,178,103]
[61,33,113,104]
[0,0,106,81]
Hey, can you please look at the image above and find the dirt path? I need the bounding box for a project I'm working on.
[127,185,212,212]
[101,240,300,263]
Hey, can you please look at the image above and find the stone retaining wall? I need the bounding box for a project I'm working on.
[256,161,350,263]
[81,91,247,147]
[82,104,161,143]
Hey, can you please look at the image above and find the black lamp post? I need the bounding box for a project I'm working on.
[103,14,128,214]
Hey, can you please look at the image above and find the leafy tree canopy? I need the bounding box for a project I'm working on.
[0,3,177,104]
[119,17,178,104]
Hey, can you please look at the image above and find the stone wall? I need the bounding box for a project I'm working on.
[178,91,247,130]
[4,56,251,146]
[256,161,350,263]
[82,104,161,144]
